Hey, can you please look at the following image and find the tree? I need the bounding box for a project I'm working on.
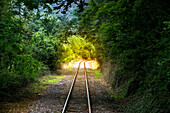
[80,0,170,112]
[14,0,88,14]
[62,35,96,61]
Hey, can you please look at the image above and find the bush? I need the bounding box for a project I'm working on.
[80,0,170,112]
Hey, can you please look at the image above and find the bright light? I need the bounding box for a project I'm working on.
[63,60,74,69]
[63,59,99,69]
[72,60,84,69]
[63,60,83,69]
[85,60,99,69]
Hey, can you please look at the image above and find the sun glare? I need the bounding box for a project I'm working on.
[86,60,99,69]
[63,59,99,69]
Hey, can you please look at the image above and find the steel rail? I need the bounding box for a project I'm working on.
[62,61,82,113]
[84,62,92,113]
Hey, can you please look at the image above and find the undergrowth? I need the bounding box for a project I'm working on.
[27,75,64,94]
[93,70,102,78]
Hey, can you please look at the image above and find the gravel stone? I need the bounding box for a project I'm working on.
[28,68,119,113]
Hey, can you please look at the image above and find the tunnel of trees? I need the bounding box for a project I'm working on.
[0,0,169,112]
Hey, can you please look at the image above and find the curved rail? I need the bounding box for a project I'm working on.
[62,61,82,113]
[84,62,92,113]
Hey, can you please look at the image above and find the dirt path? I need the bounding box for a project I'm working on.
[28,66,119,113]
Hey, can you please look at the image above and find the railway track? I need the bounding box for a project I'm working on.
[62,61,91,113]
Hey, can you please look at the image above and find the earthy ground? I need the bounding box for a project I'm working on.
[0,61,121,113]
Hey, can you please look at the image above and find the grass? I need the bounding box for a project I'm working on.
[31,75,64,93]
[94,70,102,78]
[41,76,64,84]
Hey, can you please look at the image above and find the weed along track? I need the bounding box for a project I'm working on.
[62,61,91,113]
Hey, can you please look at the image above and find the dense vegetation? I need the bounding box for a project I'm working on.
[0,0,94,99]
[79,0,170,112]
[0,0,169,112]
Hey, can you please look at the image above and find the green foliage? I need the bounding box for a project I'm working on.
[14,0,88,13]
[0,0,89,100]
[1,1,169,112]
[0,1,63,99]
[40,76,64,84]
[62,35,96,62]
[26,75,64,95]
[31,30,61,70]
[94,70,102,78]
[124,93,169,113]
[80,0,170,112]
[0,13,44,98]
